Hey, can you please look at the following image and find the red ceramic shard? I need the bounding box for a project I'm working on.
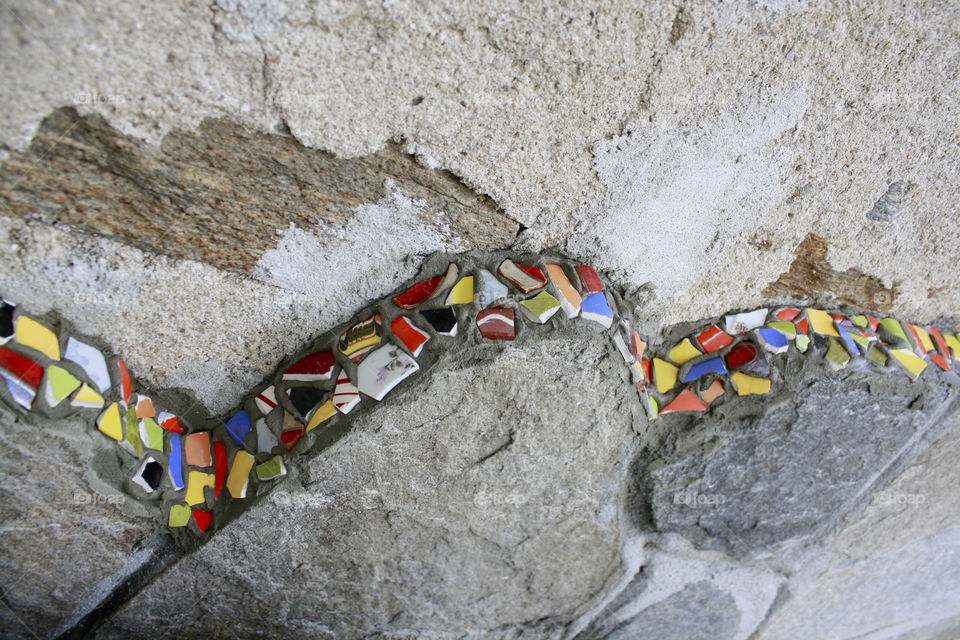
[904,323,928,354]
[192,509,213,532]
[929,327,953,370]
[281,412,305,451]
[0,345,42,390]
[696,324,734,353]
[641,358,652,383]
[774,307,802,322]
[867,316,880,332]
[795,318,809,335]
[518,264,546,283]
[282,351,335,382]
[931,353,951,372]
[659,387,708,414]
[393,277,442,309]
[575,265,604,293]
[213,442,227,498]
[725,343,759,370]
[117,358,133,404]
[476,307,515,340]
[158,412,183,434]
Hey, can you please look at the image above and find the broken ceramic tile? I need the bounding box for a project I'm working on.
[167,433,184,490]
[646,395,659,420]
[850,332,870,349]
[256,418,279,454]
[421,307,458,336]
[478,269,509,308]
[186,471,215,506]
[0,344,43,392]
[136,395,156,419]
[695,324,733,353]
[889,348,928,380]
[879,318,908,345]
[795,334,811,353]
[700,379,725,404]
[805,309,840,337]
[754,328,789,354]
[139,417,164,452]
[520,291,562,324]
[124,404,143,456]
[393,264,459,309]
[225,410,252,447]
[767,321,797,338]
[851,315,868,329]
[641,358,652,386]
[668,338,702,365]
[255,456,287,481]
[497,259,546,293]
[724,309,767,335]
[70,383,105,409]
[613,332,634,364]
[282,351,335,382]
[546,264,582,319]
[575,265,604,293]
[43,365,81,407]
[214,442,226,498]
[653,358,679,394]
[96,403,124,441]
[14,316,60,360]
[445,276,475,305]
[282,412,306,448]
[581,292,614,329]
[900,321,921,352]
[157,411,183,434]
[339,313,383,364]
[631,329,647,362]
[867,345,888,365]
[0,299,14,344]
[773,307,802,322]
[63,337,111,393]
[116,358,133,405]
[390,315,431,357]
[132,456,163,494]
[168,504,191,527]
[929,327,953,370]
[287,386,328,421]
[835,324,860,356]
[944,334,960,359]
[333,372,360,414]
[795,317,809,335]
[910,324,935,354]
[192,509,213,533]
[725,343,760,371]
[357,345,420,401]
[305,400,336,432]
[0,370,34,409]
[659,387,708,414]
[930,353,951,372]
[730,372,771,396]
[825,338,851,370]
[185,432,212,467]
[227,450,255,499]
[255,385,279,416]
[682,356,727,383]
[476,307,516,340]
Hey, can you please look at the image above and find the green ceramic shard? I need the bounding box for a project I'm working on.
[851,315,868,329]
[255,456,287,480]
[880,318,907,343]
[141,417,164,451]
[125,403,143,456]
[520,291,562,324]
[868,346,888,365]
[850,333,869,348]
[767,321,797,336]
[168,504,191,527]
[46,365,81,405]
[826,338,850,369]
[795,334,810,352]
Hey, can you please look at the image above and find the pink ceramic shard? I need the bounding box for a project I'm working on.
[575,265,604,293]
[282,351,335,382]
[497,259,546,294]
[477,307,515,340]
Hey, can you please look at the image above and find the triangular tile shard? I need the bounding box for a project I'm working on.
[668,338,702,365]
[659,387,708,414]
[339,313,383,364]
[357,345,419,401]
[444,276,475,305]
[71,383,105,409]
[282,351,335,382]
[497,259,546,294]
[43,365,81,407]
[477,307,516,340]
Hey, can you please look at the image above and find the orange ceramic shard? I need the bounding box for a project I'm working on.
[929,327,953,370]
[136,395,156,418]
[700,379,725,404]
[117,358,133,405]
[545,264,582,319]
[659,387,708,414]
[185,432,212,467]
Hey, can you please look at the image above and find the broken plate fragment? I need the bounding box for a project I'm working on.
[71,383,105,409]
[133,457,163,494]
[116,358,133,405]
[773,307,802,322]
[682,356,727,383]
[282,351,335,382]
[168,504,191,527]
[390,316,430,357]
[520,291,562,324]
[157,411,183,434]
[825,338,851,370]
[795,334,811,352]
[653,358,679,394]
[139,417,164,452]
[545,264,582,319]
[14,316,60,360]
[185,432,212,467]
[186,471,215,506]
[192,509,213,533]
[696,324,733,353]
[767,321,797,338]
[282,412,306,449]
[333,372,360,414]
[168,433,184,490]
[256,456,287,481]
[255,386,278,416]
[889,348,927,380]
[0,345,43,393]
[124,404,143,456]
[867,345,888,365]
[227,450,255,499]
[478,269,509,308]
[878,318,908,345]
[287,386,327,421]
[575,265,604,293]
[725,343,760,371]
[0,299,13,344]
[393,264,459,309]
[668,338,702,365]
[497,259,546,293]
[63,337,111,393]
[754,328,789,354]
[135,395,156,419]
[357,345,419,401]
[659,387,708,414]
[724,309,767,335]
[256,418,278,453]
[445,276,475,305]
[339,313,383,364]
[421,307,458,336]
[214,442,227,498]
[944,334,960,359]
[835,324,860,356]
[305,400,336,432]
[43,365,81,407]
[225,410,252,447]
[581,292,613,329]
[96,403,124,441]
[730,372,771,396]
[700,379,725,404]
[477,307,516,340]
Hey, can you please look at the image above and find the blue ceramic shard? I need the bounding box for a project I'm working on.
[580,292,614,328]
[836,324,860,356]
[755,327,789,354]
[225,410,253,447]
[168,433,185,491]
[682,356,727,383]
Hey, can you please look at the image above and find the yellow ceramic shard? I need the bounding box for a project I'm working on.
[445,276,475,305]
[653,358,679,394]
[15,316,60,360]
[731,372,772,396]
[668,338,702,365]
[305,399,337,432]
[227,450,255,499]
[806,309,840,337]
[72,383,105,408]
[889,348,927,380]
[647,396,658,420]
[96,403,123,441]
[944,334,960,359]
[185,471,215,506]
[913,325,935,353]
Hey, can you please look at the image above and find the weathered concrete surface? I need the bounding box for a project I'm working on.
[93,335,636,638]
[0,404,155,640]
